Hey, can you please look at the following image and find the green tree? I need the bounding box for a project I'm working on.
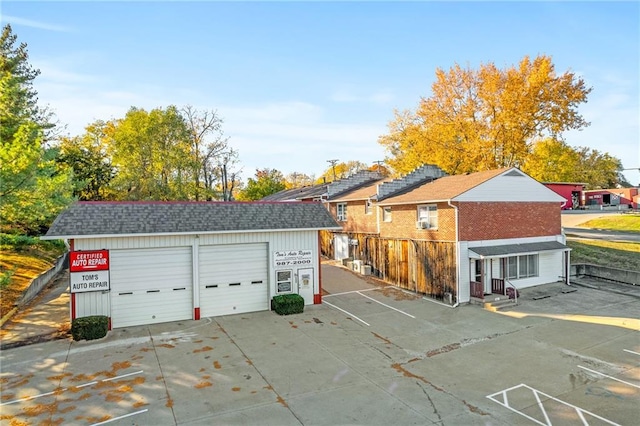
[0,24,74,234]
[379,55,592,175]
[105,106,191,200]
[237,168,286,201]
[58,121,115,200]
[522,138,627,188]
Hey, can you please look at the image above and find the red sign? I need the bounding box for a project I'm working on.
[70,250,110,272]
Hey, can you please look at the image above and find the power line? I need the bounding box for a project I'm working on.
[327,159,339,181]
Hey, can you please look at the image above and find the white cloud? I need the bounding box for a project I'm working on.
[2,15,71,32]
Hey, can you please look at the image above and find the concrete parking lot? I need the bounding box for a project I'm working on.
[1,265,639,425]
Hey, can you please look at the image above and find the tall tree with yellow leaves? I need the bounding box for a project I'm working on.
[379,55,592,175]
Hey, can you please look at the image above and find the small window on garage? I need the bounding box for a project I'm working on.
[276,270,292,293]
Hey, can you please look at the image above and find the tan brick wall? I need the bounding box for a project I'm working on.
[328,200,378,234]
[457,202,561,241]
[378,203,456,241]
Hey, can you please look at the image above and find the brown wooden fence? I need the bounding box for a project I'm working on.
[323,232,456,303]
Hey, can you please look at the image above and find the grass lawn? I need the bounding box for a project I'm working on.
[0,238,65,318]
[567,238,640,271]
[579,215,640,233]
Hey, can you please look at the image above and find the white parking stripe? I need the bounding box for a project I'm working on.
[487,383,620,426]
[357,292,415,318]
[578,365,640,389]
[0,370,144,406]
[323,300,370,326]
[91,409,148,425]
[323,288,377,298]
[623,349,640,356]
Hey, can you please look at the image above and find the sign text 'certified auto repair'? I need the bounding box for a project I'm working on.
[70,250,110,293]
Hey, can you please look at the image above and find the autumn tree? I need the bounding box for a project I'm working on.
[319,160,370,183]
[237,168,286,201]
[58,121,115,200]
[0,24,74,234]
[182,105,237,200]
[379,55,592,175]
[285,172,314,188]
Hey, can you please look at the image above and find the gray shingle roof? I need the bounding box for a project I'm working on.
[43,202,340,239]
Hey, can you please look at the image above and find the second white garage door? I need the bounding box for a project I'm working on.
[199,243,268,317]
[110,247,192,328]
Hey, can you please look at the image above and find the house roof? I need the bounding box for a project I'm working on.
[43,201,340,239]
[469,241,569,258]
[260,185,327,201]
[377,168,508,205]
[328,178,389,202]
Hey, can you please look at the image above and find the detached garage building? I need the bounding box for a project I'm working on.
[43,201,340,329]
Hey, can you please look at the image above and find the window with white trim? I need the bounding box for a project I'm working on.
[382,207,392,222]
[417,204,438,229]
[365,199,372,215]
[276,270,292,293]
[337,203,347,221]
[504,254,538,279]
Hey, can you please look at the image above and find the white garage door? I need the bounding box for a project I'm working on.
[199,243,268,317]
[110,247,192,328]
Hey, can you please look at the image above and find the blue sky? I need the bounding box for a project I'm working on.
[2,1,639,184]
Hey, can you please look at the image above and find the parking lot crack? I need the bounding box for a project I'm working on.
[148,328,178,425]
[416,381,443,424]
[213,318,303,425]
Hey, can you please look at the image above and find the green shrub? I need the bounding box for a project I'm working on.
[71,315,109,341]
[0,266,17,289]
[272,294,305,315]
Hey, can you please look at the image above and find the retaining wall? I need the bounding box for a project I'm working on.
[18,252,69,306]
[570,263,639,285]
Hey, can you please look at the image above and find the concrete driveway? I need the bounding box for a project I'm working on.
[1,266,639,425]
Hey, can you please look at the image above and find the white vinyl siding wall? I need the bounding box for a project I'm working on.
[454,171,565,203]
[73,230,321,326]
[461,235,566,303]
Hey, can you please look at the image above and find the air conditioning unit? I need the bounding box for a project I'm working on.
[416,220,430,229]
[353,260,363,273]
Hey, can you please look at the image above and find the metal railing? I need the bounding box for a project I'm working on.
[504,279,518,305]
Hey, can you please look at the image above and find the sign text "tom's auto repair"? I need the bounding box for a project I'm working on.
[69,250,110,293]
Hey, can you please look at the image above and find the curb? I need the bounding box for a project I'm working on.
[0,306,19,328]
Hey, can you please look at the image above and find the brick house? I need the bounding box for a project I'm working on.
[323,166,569,305]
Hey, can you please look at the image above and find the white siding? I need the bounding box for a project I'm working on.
[454,171,565,203]
[75,291,110,318]
[459,235,567,303]
[457,241,470,303]
[73,235,193,250]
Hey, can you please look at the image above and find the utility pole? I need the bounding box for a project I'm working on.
[327,159,339,181]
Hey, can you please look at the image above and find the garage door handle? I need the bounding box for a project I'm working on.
[251,280,263,284]
[119,292,133,295]
[147,290,160,293]
[229,282,241,286]
[173,287,186,291]
[206,284,218,288]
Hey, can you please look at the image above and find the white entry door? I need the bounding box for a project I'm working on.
[199,243,268,317]
[110,247,193,328]
[334,234,349,260]
[297,268,314,305]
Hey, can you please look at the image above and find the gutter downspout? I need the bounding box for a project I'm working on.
[447,199,460,308]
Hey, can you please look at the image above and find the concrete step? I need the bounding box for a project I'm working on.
[484,297,517,312]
